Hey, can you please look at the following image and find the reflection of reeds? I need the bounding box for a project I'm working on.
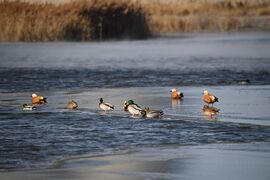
[0,0,269,41]
[0,0,150,41]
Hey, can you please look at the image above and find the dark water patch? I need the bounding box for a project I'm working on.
[0,112,270,170]
[0,68,269,93]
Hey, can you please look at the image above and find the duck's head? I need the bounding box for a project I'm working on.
[22,104,27,107]
[203,90,209,95]
[32,93,38,98]
[100,98,103,103]
[127,99,135,105]
[170,88,177,92]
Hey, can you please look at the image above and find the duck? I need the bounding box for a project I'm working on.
[202,90,218,106]
[32,93,47,104]
[123,100,145,116]
[22,104,37,111]
[170,88,184,99]
[144,107,163,118]
[67,100,78,109]
[237,79,250,85]
[99,98,114,111]
[202,105,219,116]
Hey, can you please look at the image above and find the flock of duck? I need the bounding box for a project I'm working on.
[22,89,219,118]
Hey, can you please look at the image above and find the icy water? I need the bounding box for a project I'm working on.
[0,32,270,171]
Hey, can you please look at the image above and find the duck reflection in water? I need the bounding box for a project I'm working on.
[202,105,220,120]
[171,99,181,109]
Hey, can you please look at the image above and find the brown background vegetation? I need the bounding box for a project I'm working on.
[0,0,269,41]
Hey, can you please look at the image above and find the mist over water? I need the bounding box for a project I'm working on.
[0,32,270,170]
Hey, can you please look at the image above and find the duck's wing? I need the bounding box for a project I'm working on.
[39,96,47,102]
[150,110,163,115]
[203,95,212,103]
[104,103,114,109]
[132,104,143,111]
[209,94,218,102]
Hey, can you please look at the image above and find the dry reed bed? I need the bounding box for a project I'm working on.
[142,0,270,32]
[0,0,149,41]
[0,0,270,41]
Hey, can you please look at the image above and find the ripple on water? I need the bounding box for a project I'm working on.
[0,111,270,170]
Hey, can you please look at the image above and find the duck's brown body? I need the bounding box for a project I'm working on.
[32,93,47,104]
[203,90,218,105]
[170,89,184,99]
[67,100,78,109]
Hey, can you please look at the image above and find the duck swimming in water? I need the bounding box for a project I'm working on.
[170,88,184,99]
[22,104,37,111]
[99,98,114,111]
[202,90,218,106]
[143,107,163,118]
[32,93,47,104]
[123,100,145,116]
[67,100,78,109]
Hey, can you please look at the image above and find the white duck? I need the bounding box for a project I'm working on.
[99,98,114,111]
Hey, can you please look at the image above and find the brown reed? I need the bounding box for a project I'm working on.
[0,0,150,41]
[0,0,269,41]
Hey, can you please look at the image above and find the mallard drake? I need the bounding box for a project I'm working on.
[202,105,219,116]
[22,104,37,111]
[170,88,184,99]
[67,100,78,109]
[203,90,218,106]
[144,107,163,118]
[124,100,145,116]
[32,93,47,104]
[99,98,114,111]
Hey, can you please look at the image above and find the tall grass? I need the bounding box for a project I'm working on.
[0,0,150,41]
[0,0,269,41]
[142,0,270,32]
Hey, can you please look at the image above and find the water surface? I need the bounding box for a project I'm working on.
[0,32,270,170]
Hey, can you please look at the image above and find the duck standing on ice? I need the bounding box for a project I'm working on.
[202,90,218,106]
[99,98,114,111]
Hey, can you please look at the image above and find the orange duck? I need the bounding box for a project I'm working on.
[170,88,184,99]
[32,93,47,104]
